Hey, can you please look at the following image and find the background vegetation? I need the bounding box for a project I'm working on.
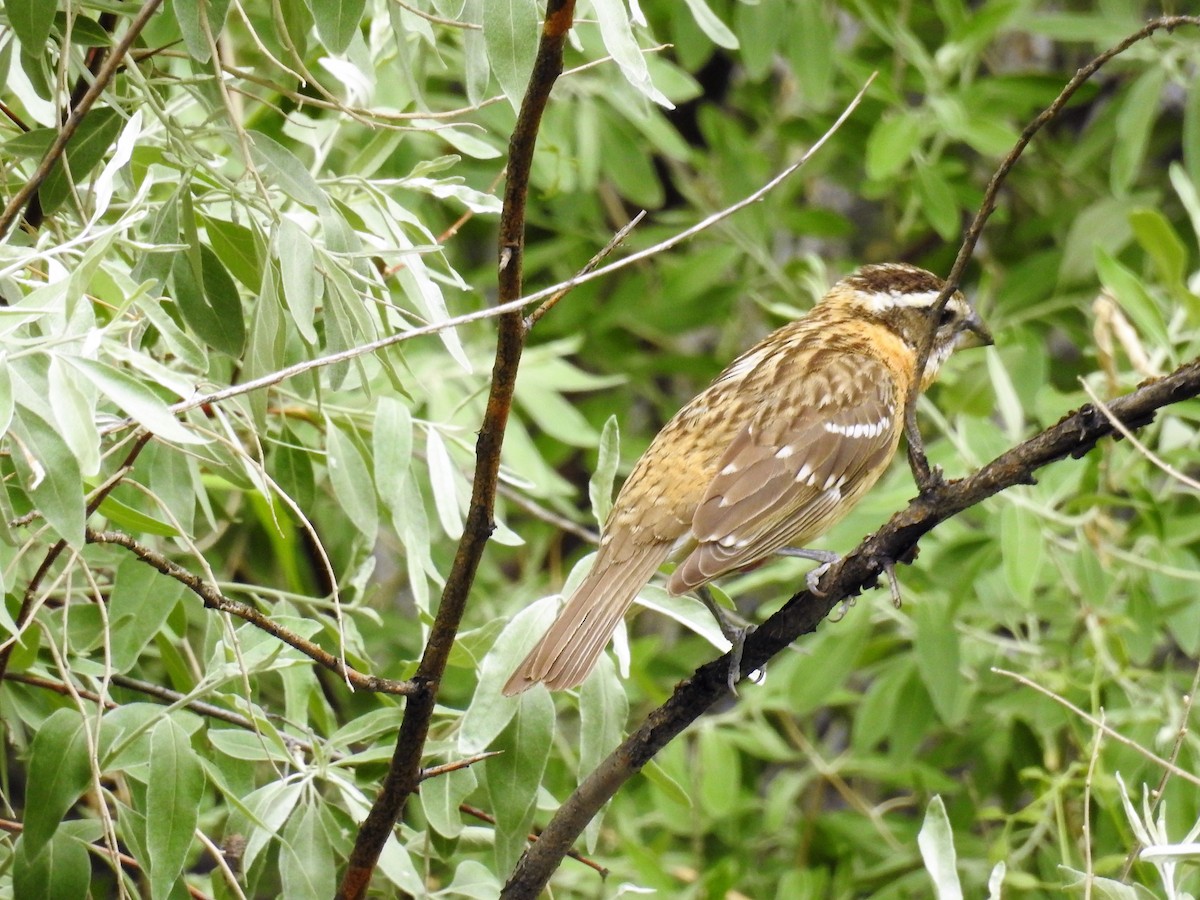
[1,0,1199,897]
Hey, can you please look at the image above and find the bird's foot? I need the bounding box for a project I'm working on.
[776,547,842,596]
[879,557,903,608]
[697,586,755,694]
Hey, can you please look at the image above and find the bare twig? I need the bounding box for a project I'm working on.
[525,210,647,330]
[336,4,579,898]
[85,528,416,695]
[459,803,610,876]
[0,0,166,238]
[904,15,1200,489]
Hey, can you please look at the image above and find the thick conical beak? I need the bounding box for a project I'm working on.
[958,309,993,349]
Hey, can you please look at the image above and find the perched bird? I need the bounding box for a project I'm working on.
[502,263,991,695]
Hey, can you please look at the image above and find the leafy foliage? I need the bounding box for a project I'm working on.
[0,0,1198,898]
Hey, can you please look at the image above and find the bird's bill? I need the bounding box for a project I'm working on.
[958,310,993,349]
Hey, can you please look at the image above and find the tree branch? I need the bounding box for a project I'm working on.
[502,357,1200,897]
[84,528,416,695]
[0,0,166,239]
[336,4,578,897]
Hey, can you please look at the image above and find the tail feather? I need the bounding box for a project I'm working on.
[502,540,670,695]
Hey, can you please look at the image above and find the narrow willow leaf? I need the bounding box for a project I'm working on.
[425,427,463,540]
[918,796,963,900]
[10,406,85,549]
[146,718,205,900]
[279,804,335,900]
[591,0,672,106]
[482,0,538,111]
[373,397,413,513]
[277,217,320,343]
[171,245,246,357]
[22,709,92,857]
[326,419,379,545]
[486,689,554,874]
[681,0,738,48]
[173,0,233,61]
[250,132,327,208]
[7,0,56,49]
[309,0,367,55]
[65,357,202,444]
[39,107,123,215]
[588,415,620,527]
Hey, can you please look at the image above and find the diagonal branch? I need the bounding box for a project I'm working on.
[502,357,1200,897]
[335,3,578,897]
[0,0,166,239]
[903,14,1200,489]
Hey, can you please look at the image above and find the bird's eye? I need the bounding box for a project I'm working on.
[937,307,957,327]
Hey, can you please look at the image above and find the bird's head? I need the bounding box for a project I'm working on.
[825,263,992,386]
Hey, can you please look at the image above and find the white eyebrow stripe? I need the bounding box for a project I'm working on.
[862,289,943,312]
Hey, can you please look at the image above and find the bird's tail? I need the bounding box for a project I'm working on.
[502,541,670,695]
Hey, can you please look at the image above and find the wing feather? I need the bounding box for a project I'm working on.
[670,354,900,594]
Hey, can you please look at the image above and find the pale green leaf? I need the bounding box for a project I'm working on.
[588,415,620,527]
[64,357,202,444]
[308,0,367,55]
[483,0,539,112]
[22,709,92,857]
[918,796,963,900]
[146,718,205,900]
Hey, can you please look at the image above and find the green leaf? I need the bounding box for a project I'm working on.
[146,718,205,900]
[39,107,123,215]
[914,596,967,726]
[308,0,367,55]
[14,829,92,900]
[1094,245,1169,348]
[697,725,741,817]
[486,688,554,873]
[109,554,186,671]
[170,245,246,357]
[326,418,379,545]
[421,766,477,839]
[426,427,463,540]
[250,133,327,208]
[866,112,923,180]
[22,709,93,857]
[681,0,737,49]
[172,0,233,61]
[1112,68,1165,194]
[277,217,320,343]
[1128,207,1187,293]
[915,165,960,240]
[64,357,201,444]
[7,0,56,50]
[588,415,620,527]
[204,215,262,290]
[483,0,540,111]
[918,796,963,900]
[10,406,85,549]
[1000,504,1044,606]
[373,397,413,515]
[279,804,335,900]
[95,494,181,538]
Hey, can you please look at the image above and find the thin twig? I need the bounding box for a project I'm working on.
[904,15,1200,489]
[525,210,647,330]
[459,803,610,876]
[0,0,166,238]
[85,528,416,696]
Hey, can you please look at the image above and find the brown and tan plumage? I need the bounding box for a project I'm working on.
[502,264,991,695]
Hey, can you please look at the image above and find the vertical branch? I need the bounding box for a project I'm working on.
[335,4,577,898]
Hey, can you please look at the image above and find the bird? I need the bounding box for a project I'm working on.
[502,263,991,696]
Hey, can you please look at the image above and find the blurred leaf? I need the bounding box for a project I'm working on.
[681,0,737,49]
[170,245,246,357]
[10,406,85,549]
[326,418,379,545]
[914,596,967,726]
[146,718,205,899]
[1111,67,1165,195]
[22,709,92,858]
[486,688,554,874]
[483,0,539,112]
[14,829,91,900]
[279,803,335,900]
[308,0,367,54]
[7,0,55,50]
[867,112,923,180]
[173,0,232,61]
[918,796,963,900]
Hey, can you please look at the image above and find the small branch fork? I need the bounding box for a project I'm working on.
[335,3,578,898]
[503,354,1200,898]
[904,14,1200,490]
